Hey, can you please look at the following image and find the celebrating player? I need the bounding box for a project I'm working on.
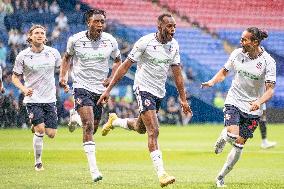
[59,9,121,182]
[97,14,192,187]
[12,25,61,171]
[201,27,276,187]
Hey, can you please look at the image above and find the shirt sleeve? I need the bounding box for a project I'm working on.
[171,42,180,65]
[13,54,24,75]
[265,58,276,83]
[127,37,146,62]
[224,50,238,71]
[66,36,75,56]
[110,37,121,60]
[54,49,61,68]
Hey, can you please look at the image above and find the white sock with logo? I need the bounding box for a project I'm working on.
[218,146,243,178]
[83,141,100,179]
[33,132,44,164]
[150,150,165,177]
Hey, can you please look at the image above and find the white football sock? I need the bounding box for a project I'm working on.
[83,141,100,178]
[150,150,165,177]
[112,118,129,130]
[218,146,243,178]
[33,132,44,164]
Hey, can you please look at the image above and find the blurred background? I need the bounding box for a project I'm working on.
[0,0,283,128]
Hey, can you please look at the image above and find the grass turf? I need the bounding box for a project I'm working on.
[0,124,283,189]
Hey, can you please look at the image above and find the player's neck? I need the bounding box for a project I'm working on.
[248,47,263,59]
[87,31,101,42]
[31,44,44,53]
[156,32,167,44]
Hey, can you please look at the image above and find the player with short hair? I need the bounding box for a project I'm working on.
[97,14,192,187]
[201,27,276,187]
[59,9,122,182]
[12,24,61,171]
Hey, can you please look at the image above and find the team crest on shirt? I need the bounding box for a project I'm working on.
[144,99,151,107]
[45,52,49,57]
[224,114,231,120]
[76,98,82,105]
[256,62,262,69]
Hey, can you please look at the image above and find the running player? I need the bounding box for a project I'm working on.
[12,25,61,171]
[97,14,192,187]
[201,27,276,187]
[59,9,121,182]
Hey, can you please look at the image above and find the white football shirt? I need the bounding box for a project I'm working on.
[224,48,276,116]
[13,46,61,103]
[128,33,180,98]
[66,31,121,94]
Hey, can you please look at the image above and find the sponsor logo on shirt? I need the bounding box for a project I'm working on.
[78,52,105,61]
[238,70,259,80]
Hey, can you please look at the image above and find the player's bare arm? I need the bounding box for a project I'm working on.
[59,53,71,93]
[201,68,229,88]
[12,73,33,96]
[103,56,122,87]
[0,81,4,93]
[250,82,275,111]
[97,58,133,105]
[171,64,192,115]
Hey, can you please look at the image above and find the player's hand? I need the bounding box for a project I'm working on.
[179,99,193,116]
[97,90,110,105]
[59,79,69,93]
[102,77,112,87]
[23,87,33,97]
[249,100,261,111]
[201,80,214,88]
[0,87,5,94]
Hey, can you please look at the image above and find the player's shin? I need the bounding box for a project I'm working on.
[83,141,102,181]
[150,150,165,177]
[217,145,243,178]
[33,132,44,165]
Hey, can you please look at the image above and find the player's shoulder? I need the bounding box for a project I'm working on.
[262,49,276,64]
[17,47,32,58]
[229,48,243,59]
[170,37,179,47]
[44,45,61,56]
[69,30,87,42]
[101,32,116,40]
[44,45,59,53]
[135,33,156,46]
[231,48,243,56]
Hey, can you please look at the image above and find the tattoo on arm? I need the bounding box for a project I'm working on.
[265,81,275,89]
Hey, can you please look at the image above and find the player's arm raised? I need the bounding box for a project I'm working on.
[201,68,229,88]
[59,53,71,93]
[171,64,192,115]
[97,58,133,105]
[12,73,33,96]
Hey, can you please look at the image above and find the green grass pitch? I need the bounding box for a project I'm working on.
[0,124,283,189]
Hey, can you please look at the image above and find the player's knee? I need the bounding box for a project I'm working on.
[147,127,159,138]
[137,128,146,134]
[47,133,56,138]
